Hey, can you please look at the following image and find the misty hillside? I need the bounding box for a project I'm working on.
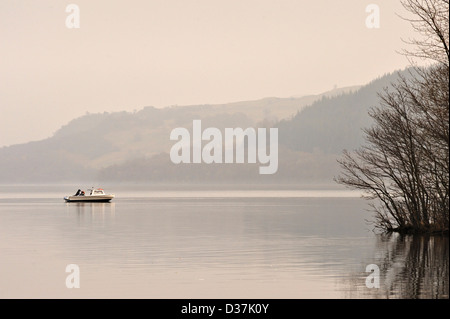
[278,71,407,154]
[0,71,404,184]
[98,71,406,184]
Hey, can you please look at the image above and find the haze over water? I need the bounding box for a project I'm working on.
[0,185,447,299]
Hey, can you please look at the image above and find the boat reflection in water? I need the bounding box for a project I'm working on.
[66,201,116,225]
[342,233,449,299]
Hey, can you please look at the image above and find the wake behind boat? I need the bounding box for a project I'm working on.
[64,188,115,202]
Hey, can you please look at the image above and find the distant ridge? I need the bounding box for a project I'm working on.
[290,85,362,99]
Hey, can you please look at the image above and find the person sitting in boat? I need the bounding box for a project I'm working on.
[80,190,85,196]
[74,189,81,196]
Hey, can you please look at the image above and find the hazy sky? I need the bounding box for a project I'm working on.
[1,0,419,147]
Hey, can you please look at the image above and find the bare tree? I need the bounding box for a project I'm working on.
[336,0,449,234]
[400,0,449,66]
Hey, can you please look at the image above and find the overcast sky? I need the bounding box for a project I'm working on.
[1,0,419,147]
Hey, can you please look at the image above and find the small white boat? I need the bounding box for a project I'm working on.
[64,188,115,202]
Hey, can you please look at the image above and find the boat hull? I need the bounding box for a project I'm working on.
[64,195,115,202]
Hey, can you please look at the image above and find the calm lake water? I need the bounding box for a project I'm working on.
[0,185,448,299]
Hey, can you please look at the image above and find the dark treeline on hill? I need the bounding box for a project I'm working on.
[96,148,340,184]
[277,71,411,154]
[0,70,405,184]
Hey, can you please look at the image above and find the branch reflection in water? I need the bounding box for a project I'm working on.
[342,233,448,299]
